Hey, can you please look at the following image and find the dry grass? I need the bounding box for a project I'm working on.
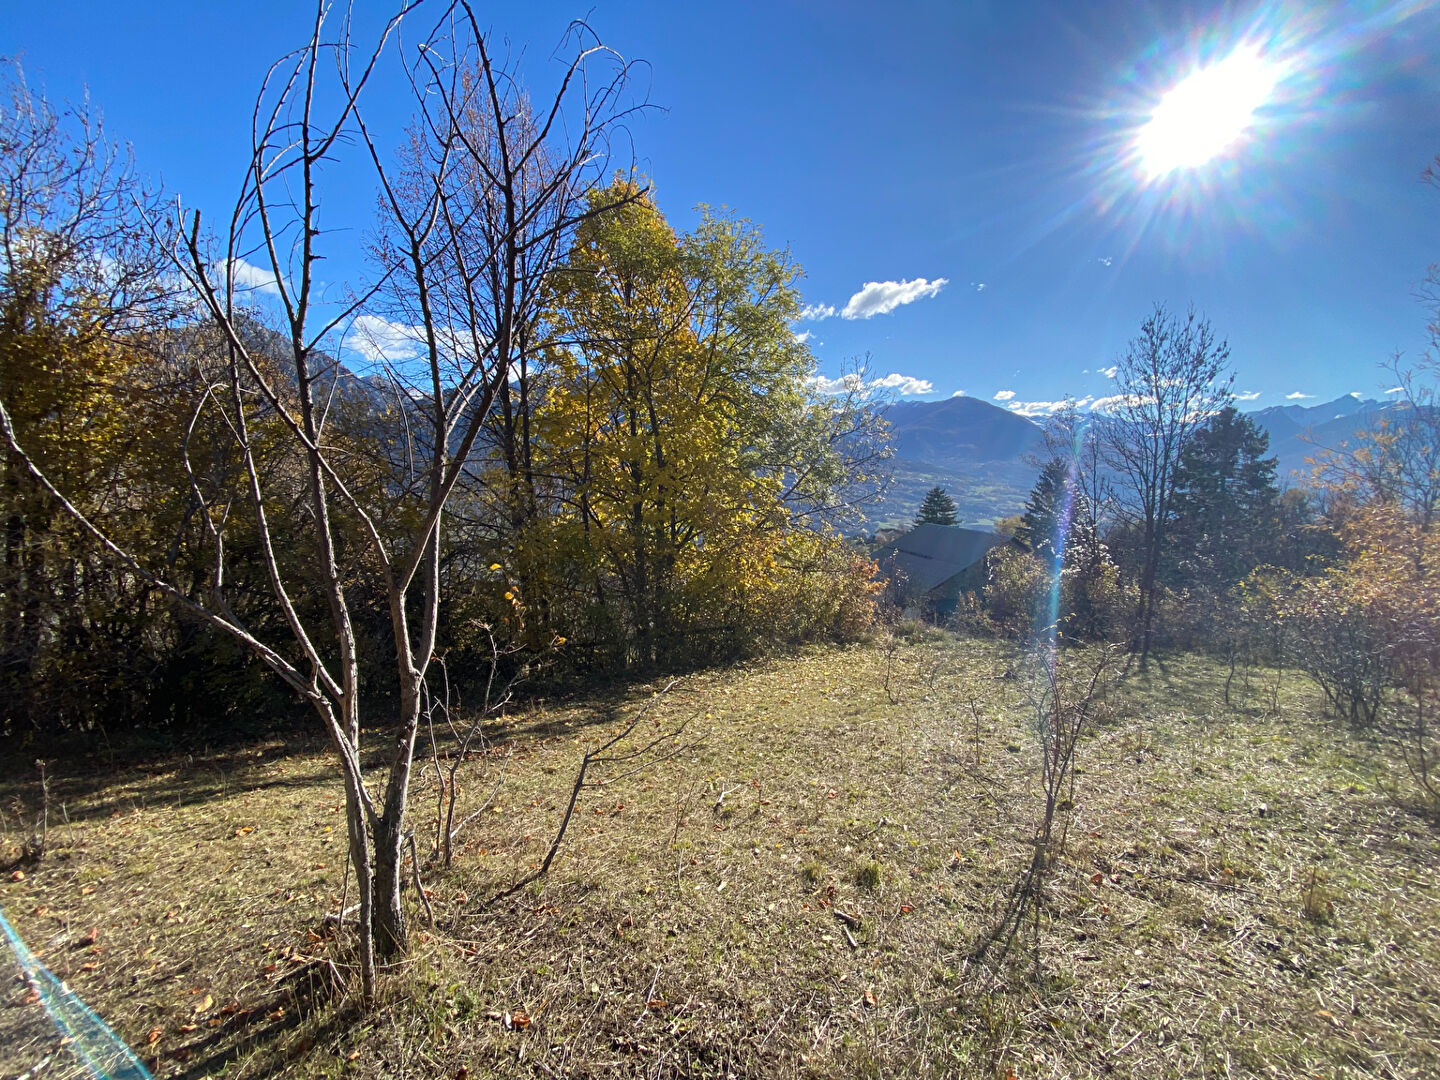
[2,635,1438,1079]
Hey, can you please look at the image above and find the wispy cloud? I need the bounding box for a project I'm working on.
[1098,365,1118,379]
[971,282,987,292]
[799,303,836,321]
[994,390,1016,401]
[216,257,283,297]
[951,389,966,398]
[350,314,426,363]
[841,277,948,319]
[1385,386,1404,394]
[1235,390,1262,401]
[1285,391,1314,400]
[1096,256,1113,267]
[793,329,813,344]
[810,371,933,397]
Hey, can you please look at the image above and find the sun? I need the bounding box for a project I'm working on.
[1136,46,1282,179]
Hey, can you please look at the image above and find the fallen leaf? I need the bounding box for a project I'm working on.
[235,827,254,836]
[512,1011,531,1030]
[1090,873,1104,886]
[193,995,214,1014]
[863,987,877,1008]
[899,905,914,914]
[646,999,667,1010]
[147,1028,162,1045]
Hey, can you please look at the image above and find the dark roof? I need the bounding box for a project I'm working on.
[873,524,1011,593]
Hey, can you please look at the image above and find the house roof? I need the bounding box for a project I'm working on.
[873,524,1011,594]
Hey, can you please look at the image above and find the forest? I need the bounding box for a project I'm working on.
[1,4,1438,1079]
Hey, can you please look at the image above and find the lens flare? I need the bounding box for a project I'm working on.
[1136,45,1283,178]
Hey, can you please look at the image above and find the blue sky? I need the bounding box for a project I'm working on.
[7,0,1440,414]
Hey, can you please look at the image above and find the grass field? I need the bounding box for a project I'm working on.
[2,634,1438,1079]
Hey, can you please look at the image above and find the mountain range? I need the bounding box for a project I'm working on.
[865,392,1395,531]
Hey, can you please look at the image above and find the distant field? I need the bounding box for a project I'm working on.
[3,637,1437,1079]
[867,458,1037,530]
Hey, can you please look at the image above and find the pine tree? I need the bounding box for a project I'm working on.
[1168,406,1279,588]
[1018,457,1098,562]
[915,486,959,527]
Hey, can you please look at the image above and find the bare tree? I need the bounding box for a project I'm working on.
[1034,402,1112,545]
[1101,305,1232,668]
[1,3,644,1003]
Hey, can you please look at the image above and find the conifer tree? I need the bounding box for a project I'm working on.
[1167,405,1279,588]
[915,486,959,527]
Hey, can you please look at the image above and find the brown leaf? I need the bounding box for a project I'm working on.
[646,999,667,1010]
[193,994,214,1014]
[863,987,877,1008]
[235,826,254,836]
[146,1028,162,1045]
[899,905,914,914]
[1090,873,1104,886]
[511,1011,531,1030]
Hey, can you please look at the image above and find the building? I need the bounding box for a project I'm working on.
[873,523,1017,618]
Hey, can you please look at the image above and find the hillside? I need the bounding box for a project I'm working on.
[3,637,1436,1079]
[870,397,1045,528]
[1247,393,1387,483]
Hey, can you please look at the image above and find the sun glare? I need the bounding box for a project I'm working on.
[1136,46,1282,179]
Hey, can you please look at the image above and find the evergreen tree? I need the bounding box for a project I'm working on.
[915,486,959,527]
[1019,457,1099,563]
[1168,406,1280,588]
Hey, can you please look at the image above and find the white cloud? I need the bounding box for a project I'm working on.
[1234,390,1262,401]
[994,390,1016,401]
[799,303,836,321]
[1089,393,1155,414]
[793,329,813,344]
[971,282,987,292]
[869,372,934,395]
[350,314,427,363]
[811,374,863,395]
[1385,386,1404,394]
[1006,396,1095,417]
[951,389,966,398]
[810,371,932,397]
[1349,391,1362,398]
[1285,391,1314,400]
[841,277,948,319]
[1096,256,1114,267]
[1098,365,1118,379]
[216,257,283,297]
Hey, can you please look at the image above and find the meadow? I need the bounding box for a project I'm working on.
[3,633,1437,1079]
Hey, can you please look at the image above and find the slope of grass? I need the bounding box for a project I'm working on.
[2,636,1437,1079]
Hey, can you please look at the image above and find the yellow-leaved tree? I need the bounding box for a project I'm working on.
[523,181,883,666]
